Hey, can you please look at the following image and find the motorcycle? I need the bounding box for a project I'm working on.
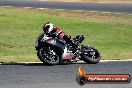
[35,33,101,65]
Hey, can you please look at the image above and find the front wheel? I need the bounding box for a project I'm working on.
[81,46,101,64]
[37,47,60,65]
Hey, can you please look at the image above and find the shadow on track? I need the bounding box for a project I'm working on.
[0,62,47,66]
[0,62,87,66]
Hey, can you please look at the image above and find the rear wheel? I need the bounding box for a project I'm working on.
[37,47,60,65]
[81,47,101,64]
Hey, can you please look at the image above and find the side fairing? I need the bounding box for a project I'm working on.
[62,47,74,60]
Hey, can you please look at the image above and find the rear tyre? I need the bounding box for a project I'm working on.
[81,47,101,64]
[37,47,60,65]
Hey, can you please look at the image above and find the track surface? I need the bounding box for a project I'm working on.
[0,0,132,14]
[0,61,132,88]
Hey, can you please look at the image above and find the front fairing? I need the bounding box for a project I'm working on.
[35,33,44,50]
[35,33,57,50]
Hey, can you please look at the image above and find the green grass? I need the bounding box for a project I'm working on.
[0,7,132,62]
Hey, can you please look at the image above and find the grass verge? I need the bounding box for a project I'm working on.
[0,7,132,62]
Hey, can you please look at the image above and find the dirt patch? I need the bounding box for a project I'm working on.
[48,10,132,24]
[19,7,132,24]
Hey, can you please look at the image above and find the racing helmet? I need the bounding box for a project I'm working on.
[43,22,53,34]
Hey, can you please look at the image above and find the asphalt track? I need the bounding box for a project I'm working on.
[0,61,132,88]
[0,0,132,14]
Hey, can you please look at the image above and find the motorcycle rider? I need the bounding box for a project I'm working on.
[43,22,78,48]
[43,22,78,61]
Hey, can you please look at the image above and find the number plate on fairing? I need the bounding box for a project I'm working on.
[42,36,56,45]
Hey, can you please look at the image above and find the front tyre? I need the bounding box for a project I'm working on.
[37,47,60,65]
[81,47,101,64]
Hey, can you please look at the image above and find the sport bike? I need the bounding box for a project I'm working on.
[35,33,101,65]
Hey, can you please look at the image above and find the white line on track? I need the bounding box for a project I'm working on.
[0,59,132,64]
